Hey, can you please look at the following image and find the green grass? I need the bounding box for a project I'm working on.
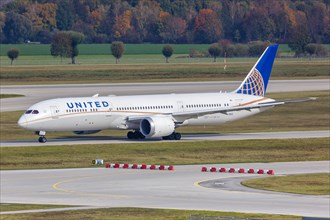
[1,57,329,85]
[0,204,70,212]
[1,91,328,141]
[0,94,24,99]
[1,138,328,170]
[242,174,330,195]
[0,207,300,220]
[1,43,329,56]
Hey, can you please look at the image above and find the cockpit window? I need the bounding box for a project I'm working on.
[32,110,39,114]
[25,110,33,114]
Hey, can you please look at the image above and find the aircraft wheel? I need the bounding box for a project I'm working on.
[138,132,145,139]
[168,133,175,140]
[133,131,145,139]
[38,136,47,143]
[174,132,181,140]
[127,131,134,139]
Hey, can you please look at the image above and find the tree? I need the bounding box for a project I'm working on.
[131,0,161,42]
[24,3,57,30]
[208,43,221,62]
[288,11,311,56]
[159,14,187,43]
[111,41,125,64]
[219,39,233,57]
[234,29,241,43]
[112,10,133,40]
[50,32,72,63]
[56,0,74,30]
[248,41,270,56]
[305,43,317,59]
[68,31,85,64]
[162,44,173,63]
[7,48,19,65]
[306,44,329,57]
[288,25,311,56]
[193,9,222,43]
[243,7,276,42]
[0,12,6,43]
[3,12,32,43]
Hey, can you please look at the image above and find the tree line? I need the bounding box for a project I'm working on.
[7,37,327,65]
[1,0,329,47]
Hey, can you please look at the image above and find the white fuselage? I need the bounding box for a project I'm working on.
[18,92,273,132]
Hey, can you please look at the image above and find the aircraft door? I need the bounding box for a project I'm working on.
[50,106,59,119]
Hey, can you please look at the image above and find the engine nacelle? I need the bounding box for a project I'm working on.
[73,130,101,135]
[140,116,175,138]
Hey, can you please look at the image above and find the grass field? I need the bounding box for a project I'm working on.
[1,138,328,170]
[1,91,328,141]
[0,207,300,220]
[1,58,329,85]
[0,94,24,99]
[242,173,330,195]
[0,204,70,212]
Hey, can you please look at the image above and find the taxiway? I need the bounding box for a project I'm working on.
[1,161,329,217]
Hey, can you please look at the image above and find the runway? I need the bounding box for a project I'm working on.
[1,130,329,147]
[1,79,329,112]
[1,161,329,217]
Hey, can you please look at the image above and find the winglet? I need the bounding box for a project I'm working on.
[235,44,278,96]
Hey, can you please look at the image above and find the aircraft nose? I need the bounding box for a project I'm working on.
[18,115,28,128]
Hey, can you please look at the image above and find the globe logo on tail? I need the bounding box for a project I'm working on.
[236,68,265,96]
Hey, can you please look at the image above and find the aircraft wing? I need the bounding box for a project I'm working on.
[171,97,316,121]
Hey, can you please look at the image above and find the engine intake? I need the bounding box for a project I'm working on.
[140,116,175,138]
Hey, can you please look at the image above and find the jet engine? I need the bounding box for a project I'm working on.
[140,116,175,138]
[73,130,101,135]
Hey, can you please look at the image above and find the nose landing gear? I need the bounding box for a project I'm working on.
[38,136,47,143]
[36,131,47,143]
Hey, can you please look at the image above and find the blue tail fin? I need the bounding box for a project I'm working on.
[235,44,278,96]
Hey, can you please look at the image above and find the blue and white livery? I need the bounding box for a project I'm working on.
[235,44,278,96]
[18,44,312,143]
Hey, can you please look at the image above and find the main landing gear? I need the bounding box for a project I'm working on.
[127,130,145,139]
[162,132,181,140]
[126,131,182,140]
[36,131,47,143]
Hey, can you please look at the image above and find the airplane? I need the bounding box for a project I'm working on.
[18,44,313,143]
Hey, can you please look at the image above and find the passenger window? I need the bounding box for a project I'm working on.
[25,110,33,114]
